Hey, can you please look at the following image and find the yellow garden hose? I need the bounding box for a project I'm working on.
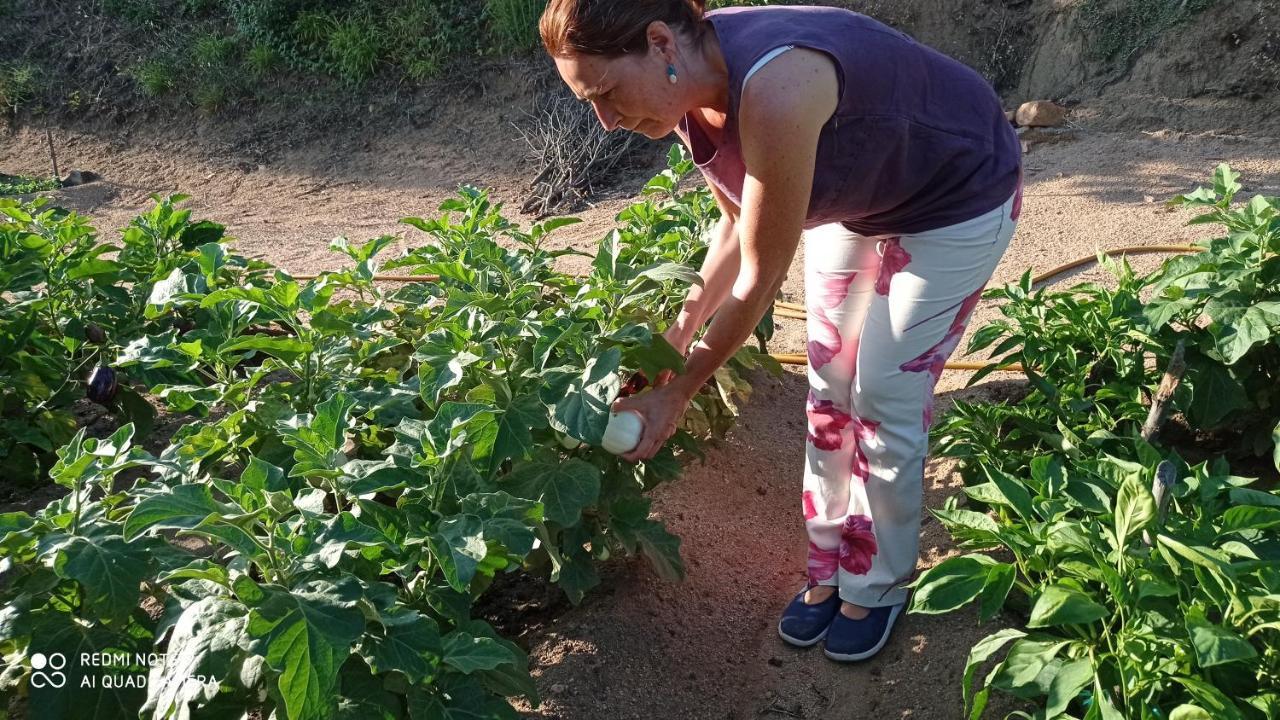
[295,243,1201,374]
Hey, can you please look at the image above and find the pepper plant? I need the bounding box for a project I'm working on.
[917,166,1280,719]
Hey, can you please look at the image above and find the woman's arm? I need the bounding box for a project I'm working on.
[666,49,839,402]
[667,182,740,353]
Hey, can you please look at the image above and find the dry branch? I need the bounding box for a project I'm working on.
[514,90,637,217]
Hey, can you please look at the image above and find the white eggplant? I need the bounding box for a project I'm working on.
[602,410,645,455]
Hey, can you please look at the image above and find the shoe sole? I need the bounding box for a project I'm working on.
[778,621,828,648]
[822,602,904,662]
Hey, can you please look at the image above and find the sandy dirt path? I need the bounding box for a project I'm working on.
[3,116,1278,719]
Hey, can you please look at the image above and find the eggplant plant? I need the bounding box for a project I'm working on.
[0,146,779,719]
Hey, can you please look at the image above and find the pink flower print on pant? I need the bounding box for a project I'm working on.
[807,304,841,371]
[839,515,878,575]
[806,272,855,371]
[875,238,911,296]
[813,271,858,309]
[802,490,818,521]
[806,391,852,451]
[850,416,881,482]
[808,541,839,584]
[899,284,987,431]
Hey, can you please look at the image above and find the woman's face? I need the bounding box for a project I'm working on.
[554,47,687,139]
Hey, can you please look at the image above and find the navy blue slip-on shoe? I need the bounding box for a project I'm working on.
[822,601,904,662]
[777,587,842,647]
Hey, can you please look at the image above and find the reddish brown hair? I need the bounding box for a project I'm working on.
[540,0,708,57]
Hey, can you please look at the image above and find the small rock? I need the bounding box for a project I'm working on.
[1016,100,1068,128]
[549,683,567,694]
[767,656,784,667]
[756,486,767,496]
[1143,194,1155,203]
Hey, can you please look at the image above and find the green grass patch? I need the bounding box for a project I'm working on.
[0,174,60,196]
[1078,0,1219,63]
[486,0,546,52]
[0,64,38,111]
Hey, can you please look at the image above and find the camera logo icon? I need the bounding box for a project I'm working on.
[30,652,67,689]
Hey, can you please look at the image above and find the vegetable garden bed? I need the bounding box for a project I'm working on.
[0,147,779,719]
[2,155,1278,720]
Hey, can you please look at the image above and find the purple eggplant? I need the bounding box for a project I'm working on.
[87,366,119,404]
[619,371,649,398]
[172,316,196,336]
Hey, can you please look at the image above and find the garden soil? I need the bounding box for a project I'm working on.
[4,3,1280,718]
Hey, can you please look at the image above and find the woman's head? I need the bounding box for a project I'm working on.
[540,0,714,138]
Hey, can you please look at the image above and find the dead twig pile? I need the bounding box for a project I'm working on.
[514,90,637,217]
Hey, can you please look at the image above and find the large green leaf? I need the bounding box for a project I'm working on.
[462,618,539,705]
[218,335,312,363]
[976,563,1015,623]
[419,351,480,408]
[55,537,154,625]
[488,393,548,476]
[361,611,442,684]
[503,458,600,527]
[606,495,683,579]
[143,596,248,720]
[314,512,393,568]
[407,674,519,720]
[625,333,687,382]
[1220,505,1280,533]
[26,609,154,720]
[461,492,543,557]
[278,393,356,479]
[245,578,366,720]
[1045,656,1093,718]
[427,515,487,593]
[1028,585,1108,628]
[241,456,289,493]
[910,555,1007,614]
[123,484,232,540]
[1176,675,1246,720]
[546,347,621,446]
[961,628,1024,719]
[984,465,1036,521]
[441,631,517,674]
[991,638,1070,699]
[1273,419,1280,474]
[932,507,1002,548]
[1204,295,1280,364]
[1185,606,1257,668]
[1113,474,1157,549]
[427,402,497,460]
[1183,358,1248,428]
[342,460,423,495]
[554,542,601,605]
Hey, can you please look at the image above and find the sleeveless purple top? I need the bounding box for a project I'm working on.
[676,6,1021,236]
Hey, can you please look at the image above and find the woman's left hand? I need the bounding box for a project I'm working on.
[610,381,694,463]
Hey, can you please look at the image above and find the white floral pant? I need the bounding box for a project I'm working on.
[801,184,1022,607]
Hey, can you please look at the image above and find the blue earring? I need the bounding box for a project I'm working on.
[667,63,678,84]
